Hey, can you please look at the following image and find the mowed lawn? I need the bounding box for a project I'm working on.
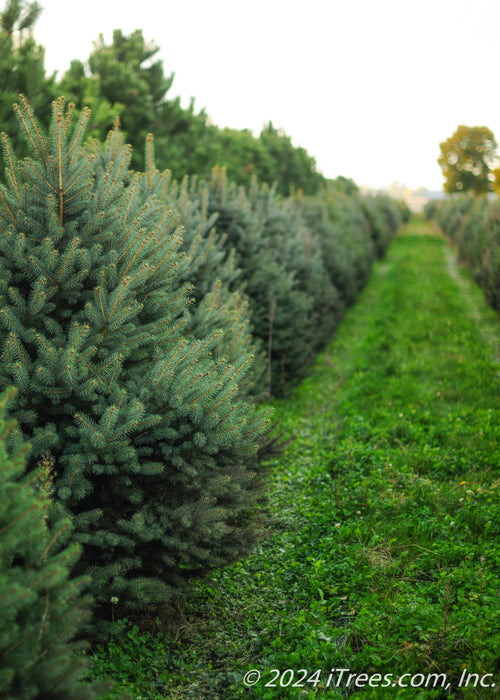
[92,215,500,699]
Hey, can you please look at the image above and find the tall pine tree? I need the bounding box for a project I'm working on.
[0,97,272,620]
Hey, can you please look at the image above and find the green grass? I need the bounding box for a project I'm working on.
[89,215,500,699]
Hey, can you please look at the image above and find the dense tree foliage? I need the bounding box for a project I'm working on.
[0,98,272,621]
[438,125,497,195]
[156,167,405,397]
[56,27,325,194]
[60,29,175,170]
[426,194,500,310]
[0,0,55,155]
[0,0,325,194]
[0,389,107,699]
[258,122,324,196]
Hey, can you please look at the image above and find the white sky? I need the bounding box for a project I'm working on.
[30,0,500,191]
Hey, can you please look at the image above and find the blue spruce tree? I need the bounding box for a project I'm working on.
[0,97,272,621]
[0,388,108,699]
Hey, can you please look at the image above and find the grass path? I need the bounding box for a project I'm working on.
[93,215,500,699]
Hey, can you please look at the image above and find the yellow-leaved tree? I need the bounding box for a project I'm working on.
[438,125,497,195]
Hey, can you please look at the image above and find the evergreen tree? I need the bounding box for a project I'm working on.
[0,97,272,619]
[361,194,405,258]
[88,28,174,167]
[210,126,275,189]
[269,192,342,353]
[244,179,342,376]
[305,189,375,307]
[303,188,403,309]
[259,122,324,196]
[133,149,268,400]
[58,28,326,193]
[0,388,107,700]
[0,0,55,154]
[58,58,126,142]
[197,168,320,396]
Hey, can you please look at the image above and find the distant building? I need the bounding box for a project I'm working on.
[359,183,445,213]
[402,188,444,213]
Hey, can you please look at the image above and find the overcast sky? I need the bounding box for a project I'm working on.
[31,0,500,191]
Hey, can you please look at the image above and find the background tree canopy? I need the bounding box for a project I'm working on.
[438,125,497,195]
[0,0,55,156]
[0,0,326,195]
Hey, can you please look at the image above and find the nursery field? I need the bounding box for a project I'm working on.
[0,97,405,699]
[91,214,500,698]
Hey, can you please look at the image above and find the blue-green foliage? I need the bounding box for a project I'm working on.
[0,388,106,700]
[180,169,330,396]
[0,94,404,645]
[175,168,404,397]
[426,194,500,310]
[0,98,272,622]
[362,193,408,258]
[133,150,267,401]
[303,188,405,305]
[302,189,375,308]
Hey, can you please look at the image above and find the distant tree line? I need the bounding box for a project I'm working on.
[1,0,324,195]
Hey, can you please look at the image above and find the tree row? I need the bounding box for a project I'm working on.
[0,2,408,696]
[1,0,323,196]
